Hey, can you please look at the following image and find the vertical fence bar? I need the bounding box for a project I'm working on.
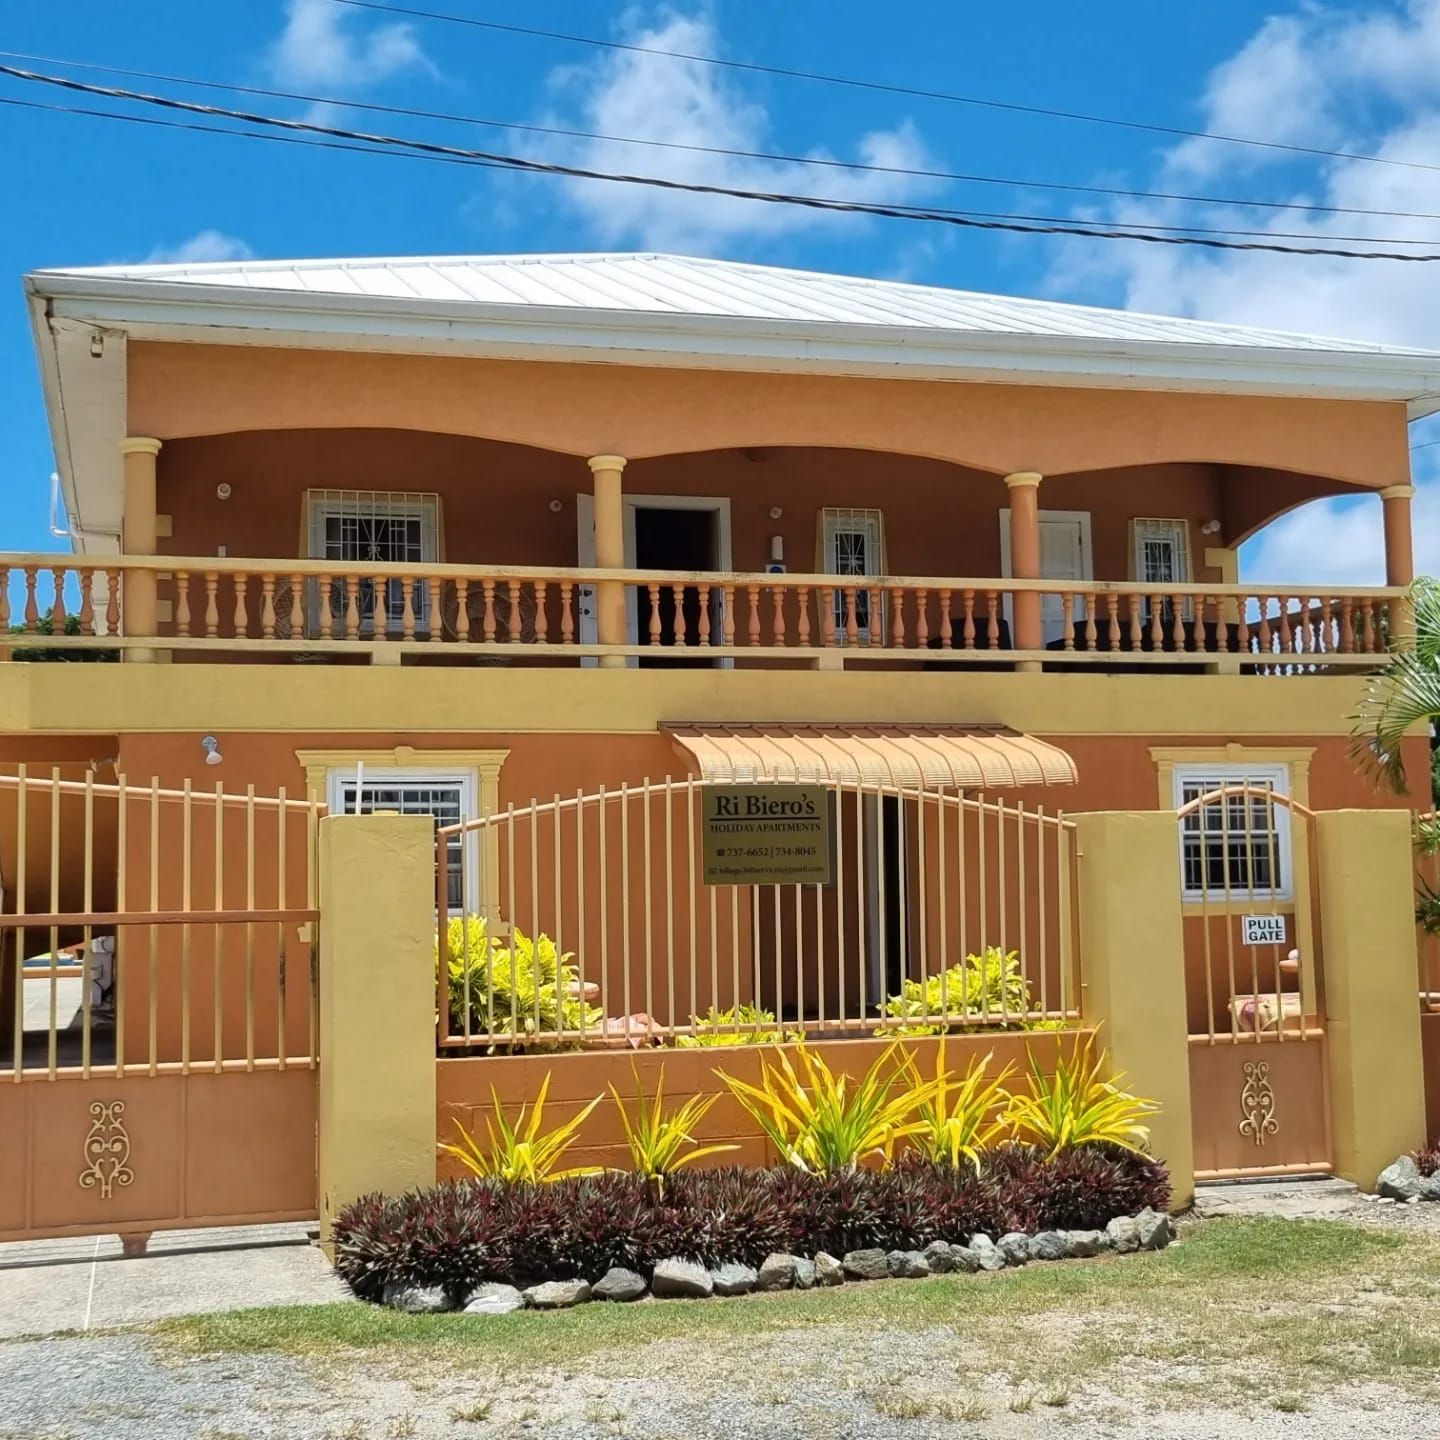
[530,798,541,1039]
[47,768,60,1078]
[276,786,288,1070]
[82,771,94,1077]
[148,777,160,1075]
[977,795,990,1025]
[306,796,319,1066]
[181,779,192,1072]
[597,788,609,1042]
[244,784,256,1069]
[506,802,518,1043]
[1035,804,1048,1020]
[687,779,698,1039]
[114,772,126,1076]
[642,782,654,1034]
[936,792,949,1028]
[12,767,26,1080]
[212,780,224,1073]
[552,794,564,1045]
[664,778,675,1034]
[620,784,632,1041]
[576,791,589,1043]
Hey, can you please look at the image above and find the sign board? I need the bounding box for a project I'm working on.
[1241,913,1287,946]
[701,784,835,887]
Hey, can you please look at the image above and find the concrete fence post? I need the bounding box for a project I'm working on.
[1316,808,1426,1188]
[1073,810,1195,1209]
[318,813,436,1248]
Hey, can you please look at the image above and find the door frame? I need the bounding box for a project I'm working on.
[576,493,733,658]
[998,509,1094,644]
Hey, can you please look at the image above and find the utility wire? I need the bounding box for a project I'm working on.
[329,0,1440,176]
[9,46,1440,226]
[6,65,1440,260]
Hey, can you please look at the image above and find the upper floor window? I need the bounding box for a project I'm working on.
[820,507,885,641]
[303,490,441,635]
[1174,763,1292,901]
[1133,517,1191,625]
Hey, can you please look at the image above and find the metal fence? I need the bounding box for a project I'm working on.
[0,769,324,1079]
[436,779,1081,1050]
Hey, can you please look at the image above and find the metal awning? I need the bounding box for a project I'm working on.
[663,724,1078,789]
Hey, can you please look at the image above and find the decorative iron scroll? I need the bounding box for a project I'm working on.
[78,1101,135,1200]
[1238,1061,1279,1147]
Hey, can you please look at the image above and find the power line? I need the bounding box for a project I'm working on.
[10,46,1440,226]
[329,0,1440,176]
[6,66,1440,261]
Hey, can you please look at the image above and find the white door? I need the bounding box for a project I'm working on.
[999,510,1093,648]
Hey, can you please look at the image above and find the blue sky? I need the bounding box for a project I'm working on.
[4,0,1440,579]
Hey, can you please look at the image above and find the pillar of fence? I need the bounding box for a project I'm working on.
[317,812,436,1249]
[1072,810,1195,1209]
[1317,809,1426,1188]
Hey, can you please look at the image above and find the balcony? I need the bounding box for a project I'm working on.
[0,553,1401,673]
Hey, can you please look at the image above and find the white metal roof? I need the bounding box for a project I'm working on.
[30,250,1438,358]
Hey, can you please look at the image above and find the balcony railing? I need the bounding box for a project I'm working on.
[0,553,1403,670]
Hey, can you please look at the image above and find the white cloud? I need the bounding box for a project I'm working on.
[143,231,254,265]
[267,0,431,90]
[517,11,936,253]
[1045,0,1440,584]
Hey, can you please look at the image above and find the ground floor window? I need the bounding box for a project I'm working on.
[1173,763,1291,901]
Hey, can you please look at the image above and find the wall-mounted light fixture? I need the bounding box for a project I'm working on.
[201,735,224,767]
[1201,519,1222,536]
[549,499,564,513]
[768,506,784,520]
[216,483,232,501]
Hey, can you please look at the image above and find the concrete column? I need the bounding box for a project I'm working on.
[1382,484,1416,642]
[119,437,162,662]
[588,454,628,670]
[1317,809,1426,1189]
[317,813,437,1248]
[1005,472,1044,670]
[1073,810,1195,1209]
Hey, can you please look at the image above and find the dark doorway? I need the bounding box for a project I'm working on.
[634,506,717,666]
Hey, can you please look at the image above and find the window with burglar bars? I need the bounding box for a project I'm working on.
[331,771,474,910]
[820,507,885,641]
[1133,518,1191,624]
[1175,765,1291,900]
[304,490,441,636]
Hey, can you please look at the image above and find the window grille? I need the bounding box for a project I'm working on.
[303,490,441,637]
[1133,518,1191,624]
[1176,765,1291,900]
[819,507,885,641]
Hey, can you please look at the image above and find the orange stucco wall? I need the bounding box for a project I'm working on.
[156,429,1261,583]
[128,342,1411,494]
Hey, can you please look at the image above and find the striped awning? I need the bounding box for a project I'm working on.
[663,724,1078,789]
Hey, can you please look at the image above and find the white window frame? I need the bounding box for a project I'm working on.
[326,766,478,909]
[820,507,886,644]
[1173,763,1293,902]
[1133,518,1192,623]
[303,489,442,638]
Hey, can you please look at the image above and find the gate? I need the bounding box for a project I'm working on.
[1180,785,1332,1178]
[436,778,1082,1049]
[0,768,324,1243]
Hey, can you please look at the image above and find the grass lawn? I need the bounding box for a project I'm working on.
[156,1217,1440,1419]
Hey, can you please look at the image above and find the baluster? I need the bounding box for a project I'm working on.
[1084,595,1098,652]
[747,585,761,646]
[1278,595,1293,654]
[869,587,882,647]
[1237,596,1251,654]
[398,575,414,640]
[721,584,736,647]
[558,580,572,644]
[428,577,444,641]
[1104,594,1118,651]
[1171,593,1184,650]
[1360,598,1376,653]
[1339,596,1354,654]
[534,581,548,644]
[771,584,786,646]
[175,573,192,637]
[50,567,68,631]
[257,574,274,639]
[344,575,360,639]
[1127,594,1142,650]
[455,578,471,643]
[232,574,249,639]
[1192,594,1206,651]
[24,568,39,631]
[1061,593,1074,651]
[482,580,497,642]
[105,572,120,634]
[204,573,219,638]
[78,570,95,636]
[985,590,999,647]
[843,585,859,646]
[821,587,836,647]
[961,589,976,649]
[647,583,662,645]
[1150,594,1164,649]
[313,574,331,640]
[796,586,810,647]
[671,584,689,647]
[915,588,929,648]
[891,587,905,648]
[1258,597,1273,654]
[0,567,8,632]
[1316,596,1331,654]
[938,588,952,649]
[698,583,712,646]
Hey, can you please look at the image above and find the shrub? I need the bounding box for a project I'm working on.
[913,1043,1014,1171]
[332,1143,1171,1300]
[673,1004,796,1047]
[877,947,1035,1035]
[440,917,601,1047]
[1006,1038,1158,1155]
[609,1064,738,1188]
[1416,1138,1440,1177]
[437,1071,603,1183]
[717,1041,943,1173]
